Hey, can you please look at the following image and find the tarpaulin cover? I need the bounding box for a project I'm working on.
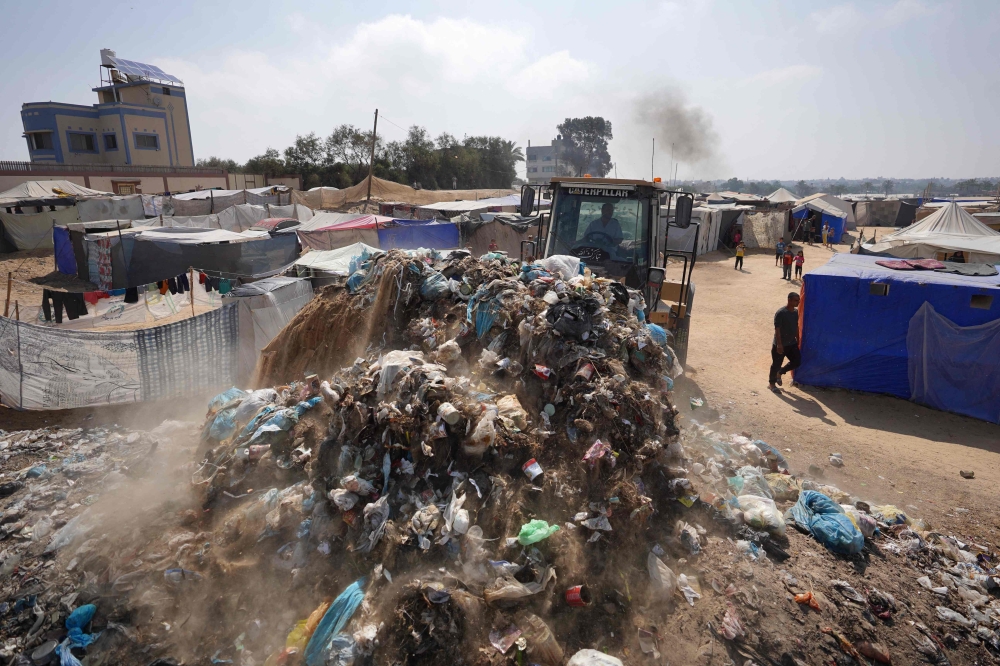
[294,243,382,275]
[908,302,1000,423]
[0,180,109,207]
[299,213,392,231]
[124,232,299,288]
[863,202,1000,264]
[233,277,314,384]
[54,226,76,274]
[77,195,145,222]
[794,193,856,230]
[0,206,81,250]
[792,205,845,244]
[377,222,459,250]
[796,254,1000,407]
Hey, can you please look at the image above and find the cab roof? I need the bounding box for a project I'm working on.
[549,177,666,189]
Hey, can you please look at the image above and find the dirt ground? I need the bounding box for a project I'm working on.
[675,232,1000,548]
[0,248,218,329]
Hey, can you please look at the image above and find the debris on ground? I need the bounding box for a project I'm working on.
[0,250,999,665]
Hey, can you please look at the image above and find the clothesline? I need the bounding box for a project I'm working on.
[7,267,259,294]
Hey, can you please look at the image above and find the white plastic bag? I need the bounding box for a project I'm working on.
[647,553,678,600]
[737,495,786,536]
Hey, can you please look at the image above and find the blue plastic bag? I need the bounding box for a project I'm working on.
[646,323,669,348]
[304,578,367,666]
[419,271,450,300]
[207,388,247,415]
[786,490,864,555]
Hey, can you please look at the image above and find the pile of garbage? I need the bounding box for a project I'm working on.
[1,250,1000,664]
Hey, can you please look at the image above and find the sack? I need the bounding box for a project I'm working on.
[737,495,786,536]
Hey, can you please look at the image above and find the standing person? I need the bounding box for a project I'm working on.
[769,292,801,391]
[803,215,813,245]
[782,246,794,280]
[775,237,786,267]
[794,250,805,279]
[488,238,499,252]
[733,229,742,247]
[821,222,830,248]
[735,241,746,271]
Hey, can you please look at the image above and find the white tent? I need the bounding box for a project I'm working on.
[0,180,110,207]
[767,187,798,203]
[792,197,848,220]
[795,193,856,229]
[863,202,1000,264]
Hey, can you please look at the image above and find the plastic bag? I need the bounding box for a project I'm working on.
[677,573,702,606]
[377,350,424,398]
[303,578,367,666]
[539,255,581,280]
[871,504,908,525]
[568,650,624,666]
[464,408,497,456]
[647,553,678,599]
[207,387,246,415]
[841,505,877,538]
[497,394,528,430]
[420,271,450,300]
[517,519,560,545]
[786,491,864,555]
[517,612,564,666]
[737,495,786,536]
[765,473,801,501]
[646,323,669,348]
[735,466,773,499]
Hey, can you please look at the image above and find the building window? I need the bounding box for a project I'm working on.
[104,134,118,151]
[527,154,537,161]
[67,132,98,153]
[542,166,556,173]
[543,155,552,161]
[162,88,171,96]
[134,133,159,150]
[528,167,537,173]
[27,132,53,150]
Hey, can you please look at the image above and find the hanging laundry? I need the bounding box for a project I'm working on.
[83,291,106,305]
[176,273,190,294]
[199,272,207,284]
[218,278,233,295]
[159,281,169,295]
[42,290,88,324]
[167,277,178,295]
[96,237,113,291]
[124,287,139,304]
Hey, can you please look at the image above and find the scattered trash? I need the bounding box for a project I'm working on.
[689,397,704,409]
[960,470,975,479]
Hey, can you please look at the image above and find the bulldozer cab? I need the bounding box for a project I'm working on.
[540,178,661,289]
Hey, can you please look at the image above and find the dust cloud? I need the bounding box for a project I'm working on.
[634,88,720,166]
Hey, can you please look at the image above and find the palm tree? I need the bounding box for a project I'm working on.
[862,181,873,197]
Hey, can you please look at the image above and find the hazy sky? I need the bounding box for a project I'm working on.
[2,0,997,181]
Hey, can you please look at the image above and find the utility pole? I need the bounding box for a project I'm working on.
[651,138,655,181]
[670,143,674,185]
[365,108,379,206]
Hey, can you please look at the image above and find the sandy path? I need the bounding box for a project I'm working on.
[674,239,1000,542]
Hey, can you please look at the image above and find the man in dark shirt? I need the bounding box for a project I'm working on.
[769,291,801,391]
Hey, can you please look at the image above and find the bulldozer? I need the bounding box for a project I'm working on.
[518,176,697,363]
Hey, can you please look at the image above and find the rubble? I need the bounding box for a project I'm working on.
[1,250,1000,664]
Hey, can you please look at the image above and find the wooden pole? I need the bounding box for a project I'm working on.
[14,301,18,321]
[52,220,56,271]
[190,267,196,319]
[365,109,379,207]
[4,272,11,317]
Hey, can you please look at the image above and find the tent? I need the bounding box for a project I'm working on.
[414,194,548,220]
[294,242,382,286]
[296,213,389,251]
[377,220,460,250]
[1,206,82,251]
[792,197,848,243]
[231,276,314,385]
[862,202,1000,264]
[0,180,109,207]
[794,193,856,231]
[766,188,799,204]
[795,253,1000,423]
[463,215,539,257]
[666,208,723,256]
[77,195,145,222]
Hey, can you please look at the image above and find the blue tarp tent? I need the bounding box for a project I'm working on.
[796,254,1000,422]
[792,200,846,243]
[377,221,459,250]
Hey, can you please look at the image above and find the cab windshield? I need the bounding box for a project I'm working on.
[546,192,649,282]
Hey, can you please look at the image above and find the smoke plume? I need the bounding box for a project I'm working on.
[634,88,719,165]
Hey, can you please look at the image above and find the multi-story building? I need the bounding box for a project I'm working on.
[21,49,194,170]
[525,137,568,186]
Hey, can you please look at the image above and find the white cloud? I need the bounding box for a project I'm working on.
[746,64,822,86]
[154,15,592,161]
[811,4,863,33]
[811,1,940,34]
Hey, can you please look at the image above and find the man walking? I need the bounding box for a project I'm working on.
[769,292,801,391]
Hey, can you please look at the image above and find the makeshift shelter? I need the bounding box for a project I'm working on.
[231,277,314,385]
[377,220,459,250]
[55,220,137,279]
[794,193,857,231]
[290,175,516,210]
[414,195,548,221]
[739,210,786,249]
[1,206,82,251]
[796,253,1000,423]
[77,195,145,222]
[862,202,1000,264]
[0,180,109,207]
[666,208,724,256]
[294,242,382,286]
[766,187,799,204]
[792,197,848,243]
[296,213,387,251]
[463,214,539,257]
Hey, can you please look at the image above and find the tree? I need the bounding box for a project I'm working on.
[795,180,814,197]
[883,179,895,196]
[830,184,847,196]
[556,117,613,177]
[862,181,873,196]
[402,126,439,189]
[196,156,241,172]
[324,125,378,184]
[244,148,286,177]
[723,177,744,192]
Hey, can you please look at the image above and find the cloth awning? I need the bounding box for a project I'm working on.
[0,180,110,207]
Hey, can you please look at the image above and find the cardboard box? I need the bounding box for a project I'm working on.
[660,279,690,304]
[648,299,687,325]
